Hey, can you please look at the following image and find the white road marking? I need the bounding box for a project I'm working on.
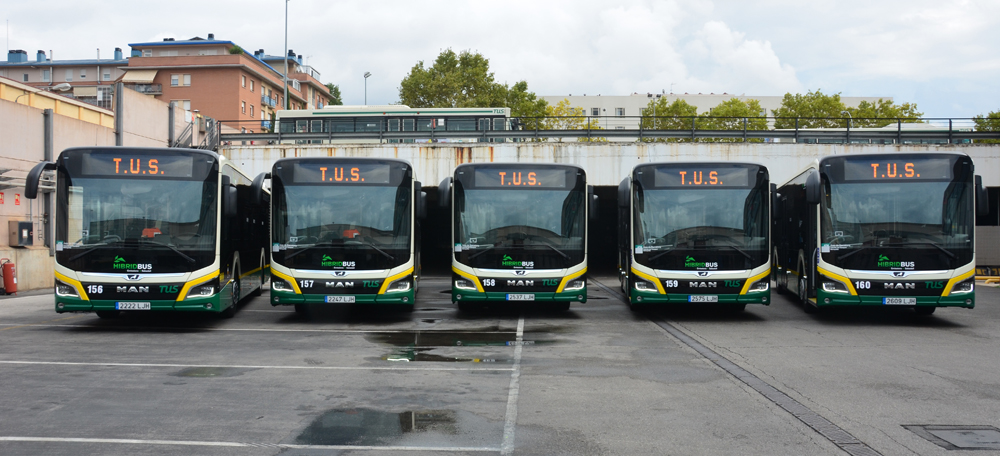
[500,316,524,455]
[0,323,514,335]
[0,360,513,372]
[0,436,499,452]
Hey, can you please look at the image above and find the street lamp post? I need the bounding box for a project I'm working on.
[283,0,289,110]
[841,110,852,144]
[364,72,371,105]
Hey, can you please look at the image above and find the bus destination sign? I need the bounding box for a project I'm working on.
[292,162,392,184]
[653,166,751,188]
[80,154,195,178]
[473,169,568,188]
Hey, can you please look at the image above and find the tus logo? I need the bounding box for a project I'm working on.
[684,256,718,269]
[113,255,151,272]
[501,255,534,268]
[877,254,914,269]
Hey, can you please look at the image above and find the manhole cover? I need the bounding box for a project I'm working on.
[905,425,1000,450]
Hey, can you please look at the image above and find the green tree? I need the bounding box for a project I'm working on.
[640,98,698,142]
[772,89,848,129]
[228,45,244,55]
[846,99,922,127]
[698,98,768,143]
[325,83,343,106]
[398,49,548,125]
[543,99,604,142]
[973,110,1000,144]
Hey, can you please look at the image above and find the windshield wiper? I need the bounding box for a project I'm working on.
[836,245,871,261]
[139,238,196,264]
[880,242,957,259]
[529,238,569,260]
[715,244,752,261]
[67,239,123,262]
[469,240,512,260]
[284,240,395,261]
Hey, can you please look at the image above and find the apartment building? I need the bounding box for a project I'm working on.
[0,49,127,109]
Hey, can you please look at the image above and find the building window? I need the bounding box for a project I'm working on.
[615,108,625,117]
[171,74,179,86]
[42,70,50,82]
[184,74,191,86]
[591,108,600,116]
[80,69,87,79]
[183,100,191,111]
[197,49,218,56]
[241,101,246,114]
[65,69,73,82]
[242,75,246,87]
[250,80,254,92]
[171,74,192,86]
[159,50,178,57]
[250,104,254,118]
[142,49,152,57]
[102,70,111,81]
[22,74,28,82]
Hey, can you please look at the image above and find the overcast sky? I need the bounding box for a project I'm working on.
[6,0,999,117]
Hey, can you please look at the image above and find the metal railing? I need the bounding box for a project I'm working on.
[215,116,1000,145]
[127,83,162,95]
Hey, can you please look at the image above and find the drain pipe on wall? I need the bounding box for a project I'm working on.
[43,108,53,257]
[114,82,123,146]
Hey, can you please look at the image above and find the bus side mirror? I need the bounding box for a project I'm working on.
[770,183,778,219]
[251,172,270,207]
[976,175,988,216]
[438,177,452,208]
[414,181,427,220]
[617,178,630,208]
[588,185,599,221]
[25,161,57,199]
[805,170,821,205]
[222,175,237,218]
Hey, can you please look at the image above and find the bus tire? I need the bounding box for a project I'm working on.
[96,310,120,319]
[251,250,265,297]
[221,266,240,319]
[914,306,936,316]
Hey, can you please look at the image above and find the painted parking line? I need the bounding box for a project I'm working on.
[0,315,85,332]
[0,360,513,372]
[500,316,525,456]
[0,436,500,452]
[0,323,515,335]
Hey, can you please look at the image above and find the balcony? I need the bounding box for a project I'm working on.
[261,95,277,108]
[128,83,162,95]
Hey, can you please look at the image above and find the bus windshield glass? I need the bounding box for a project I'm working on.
[454,168,586,270]
[632,165,768,271]
[821,155,974,270]
[271,171,412,271]
[55,174,218,274]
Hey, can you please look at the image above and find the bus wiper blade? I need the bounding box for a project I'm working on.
[836,245,871,261]
[283,241,338,261]
[648,247,677,262]
[880,242,957,259]
[140,238,196,264]
[530,238,569,260]
[716,244,752,261]
[356,239,395,261]
[469,240,512,260]
[67,240,122,262]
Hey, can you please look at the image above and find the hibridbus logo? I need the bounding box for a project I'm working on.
[877,254,914,269]
[112,256,152,272]
[684,256,718,269]
[321,254,355,268]
[501,255,534,268]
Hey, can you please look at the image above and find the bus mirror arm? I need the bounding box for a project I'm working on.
[976,175,988,216]
[222,175,237,218]
[438,177,452,208]
[805,170,821,205]
[25,161,56,199]
[770,184,778,220]
[251,172,270,207]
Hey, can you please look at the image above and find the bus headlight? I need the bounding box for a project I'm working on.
[634,279,657,291]
[55,280,80,298]
[271,278,294,292]
[950,279,974,294]
[455,278,478,291]
[184,278,218,300]
[748,279,770,292]
[820,277,850,294]
[563,279,586,292]
[386,278,412,293]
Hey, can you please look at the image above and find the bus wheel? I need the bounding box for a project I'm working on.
[798,275,817,314]
[251,251,264,297]
[914,306,936,316]
[221,268,239,319]
[96,310,120,319]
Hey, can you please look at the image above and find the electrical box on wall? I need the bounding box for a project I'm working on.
[9,221,33,247]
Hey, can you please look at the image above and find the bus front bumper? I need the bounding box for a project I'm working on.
[815,290,974,309]
[270,289,415,306]
[451,287,587,304]
[54,294,227,313]
[629,289,770,305]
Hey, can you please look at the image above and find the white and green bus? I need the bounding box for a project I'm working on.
[441,163,594,311]
[258,157,425,313]
[26,147,269,318]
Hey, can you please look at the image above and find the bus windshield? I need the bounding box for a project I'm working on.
[455,187,586,269]
[272,183,411,270]
[633,185,768,270]
[55,176,218,273]
[821,179,974,270]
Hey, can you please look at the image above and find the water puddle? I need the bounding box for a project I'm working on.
[366,330,563,348]
[296,408,456,446]
[171,367,251,378]
[382,348,510,363]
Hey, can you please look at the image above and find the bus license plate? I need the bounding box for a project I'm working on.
[883,297,916,305]
[507,294,535,301]
[689,296,718,303]
[116,302,151,310]
[326,296,355,303]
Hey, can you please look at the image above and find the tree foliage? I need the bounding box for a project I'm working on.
[397,49,547,126]
[640,98,698,142]
[543,99,604,142]
[698,98,768,143]
[772,89,847,129]
[973,110,1000,144]
[325,83,343,106]
[846,99,922,127]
